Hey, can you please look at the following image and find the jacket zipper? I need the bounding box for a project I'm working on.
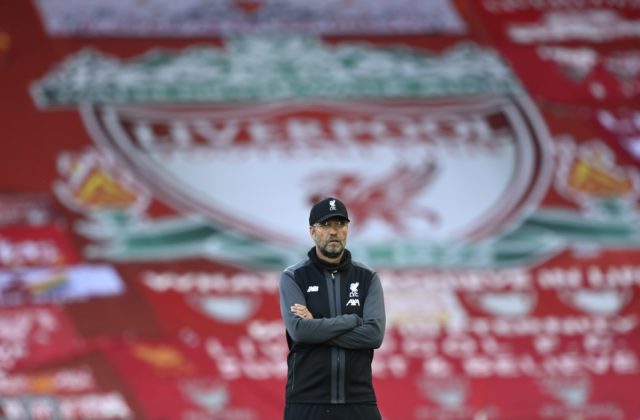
[331,270,342,403]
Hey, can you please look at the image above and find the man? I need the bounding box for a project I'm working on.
[279,197,386,420]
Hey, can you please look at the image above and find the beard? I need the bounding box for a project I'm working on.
[319,245,343,259]
[318,239,345,259]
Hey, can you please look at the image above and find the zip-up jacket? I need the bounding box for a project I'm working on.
[279,248,386,404]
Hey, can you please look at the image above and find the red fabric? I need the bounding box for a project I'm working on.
[1,1,640,418]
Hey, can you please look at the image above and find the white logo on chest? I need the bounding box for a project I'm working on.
[349,282,359,298]
[346,298,360,307]
[347,283,360,306]
[307,285,319,292]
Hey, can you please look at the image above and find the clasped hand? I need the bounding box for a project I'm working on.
[290,303,313,319]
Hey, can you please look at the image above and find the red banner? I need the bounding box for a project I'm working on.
[471,1,640,47]
[0,224,80,268]
[1,0,640,418]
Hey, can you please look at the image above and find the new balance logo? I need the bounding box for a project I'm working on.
[346,299,360,307]
[307,286,319,292]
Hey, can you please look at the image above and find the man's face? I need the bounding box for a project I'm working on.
[310,218,349,260]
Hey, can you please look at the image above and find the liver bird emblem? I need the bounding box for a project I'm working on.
[308,160,440,232]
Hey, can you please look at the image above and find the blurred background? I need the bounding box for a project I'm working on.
[1,0,640,418]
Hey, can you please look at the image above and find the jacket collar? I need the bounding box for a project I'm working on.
[308,247,351,272]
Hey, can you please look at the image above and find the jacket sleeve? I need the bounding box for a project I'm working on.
[280,270,360,344]
[329,272,386,349]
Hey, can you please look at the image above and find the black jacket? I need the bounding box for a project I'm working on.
[279,248,386,404]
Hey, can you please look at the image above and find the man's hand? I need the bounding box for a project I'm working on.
[290,303,314,319]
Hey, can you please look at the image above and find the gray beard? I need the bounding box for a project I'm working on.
[320,246,342,259]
